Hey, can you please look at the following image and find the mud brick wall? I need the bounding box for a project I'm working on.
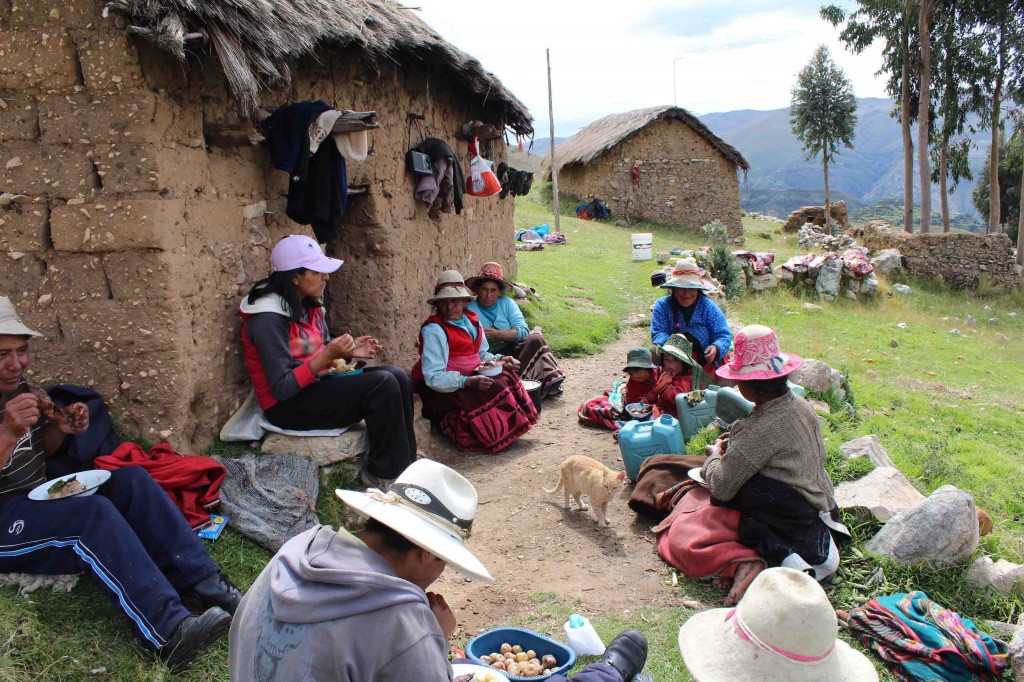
[856,224,1021,290]
[0,1,517,449]
[557,118,744,242]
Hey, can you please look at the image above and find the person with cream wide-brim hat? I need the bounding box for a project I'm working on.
[0,296,42,337]
[229,460,492,681]
[678,567,878,681]
[649,257,731,375]
[412,270,538,454]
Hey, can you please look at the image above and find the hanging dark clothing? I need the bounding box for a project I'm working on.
[265,101,348,242]
[414,138,464,214]
[712,473,848,568]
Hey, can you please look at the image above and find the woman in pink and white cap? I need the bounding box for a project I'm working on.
[240,235,416,490]
[696,325,849,602]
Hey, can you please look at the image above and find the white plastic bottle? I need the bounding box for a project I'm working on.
[563,613,605,656]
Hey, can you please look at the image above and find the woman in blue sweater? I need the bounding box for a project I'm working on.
[466,262,565,398]
[649,258,731,378]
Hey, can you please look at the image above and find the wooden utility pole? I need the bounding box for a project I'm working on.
[547,48,560,233]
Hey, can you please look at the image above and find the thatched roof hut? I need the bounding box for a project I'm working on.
[107,0,532,134]
[551,105,746,173]
[1,0,531,449]
[549,105,748,241]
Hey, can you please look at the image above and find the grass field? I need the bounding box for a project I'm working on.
[1,188,1021,680]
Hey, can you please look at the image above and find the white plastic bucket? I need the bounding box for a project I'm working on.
[631,233,653,261]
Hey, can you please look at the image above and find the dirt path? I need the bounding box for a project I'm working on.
[419,327,680,639]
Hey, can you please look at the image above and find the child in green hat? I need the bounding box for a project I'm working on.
[639,334,704,418]
[577,348,662,430]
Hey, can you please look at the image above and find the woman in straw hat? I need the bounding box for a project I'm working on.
[465,262,566,398]
[411,270,538,453]
[241,235,416,490]
[678,567,878,681]
[699,325,849,592]
[649,258,731,378]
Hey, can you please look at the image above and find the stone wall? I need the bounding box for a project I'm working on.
[0,0,517,449]
[853,224,1021,290]
[557,118,744,242]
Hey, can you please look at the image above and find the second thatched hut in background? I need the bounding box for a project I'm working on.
[549,105,748,242]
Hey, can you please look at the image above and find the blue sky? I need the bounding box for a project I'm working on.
[418,0,887,138]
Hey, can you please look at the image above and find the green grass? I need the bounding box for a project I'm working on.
[2,188,1021,679]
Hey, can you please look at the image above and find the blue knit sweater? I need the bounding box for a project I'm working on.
[650,294,731,362]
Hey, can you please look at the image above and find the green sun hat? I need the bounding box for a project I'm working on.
[622,348,657,372]
[661,334,700,368]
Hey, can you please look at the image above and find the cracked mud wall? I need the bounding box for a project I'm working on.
[0,1,518,449]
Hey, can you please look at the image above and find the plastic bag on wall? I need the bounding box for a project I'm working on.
[466,153,501,197]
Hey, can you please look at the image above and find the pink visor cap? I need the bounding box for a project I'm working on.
[271,235,344,273]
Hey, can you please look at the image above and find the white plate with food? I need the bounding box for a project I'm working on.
[452,663,509,682]
[28,470,111,501]
[475,361,504,377]
[521,380,542,392]
[688,468,708,487]
[325,359,366,377]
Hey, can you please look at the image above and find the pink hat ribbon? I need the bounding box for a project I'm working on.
[671,266,705,284]
[727,328,786,374]
[726,609,834,663]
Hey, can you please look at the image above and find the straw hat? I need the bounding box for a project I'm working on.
[622,348,657,372]
[660,334,700,368]
[678,568,878,682]
[0,296,42,338]
[336,459,492,584]
[660,257,708,291]
[715,324,803,381]
[465,262,512,293]
[427,270,475,305]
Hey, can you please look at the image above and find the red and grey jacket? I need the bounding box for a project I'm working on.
[240,293,327,411]
[410,311,484,389]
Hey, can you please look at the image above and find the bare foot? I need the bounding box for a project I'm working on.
[724,561,764,606]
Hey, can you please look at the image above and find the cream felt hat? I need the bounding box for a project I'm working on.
[0,296,42,338]
[715,324,803,381]
[427,270,475,304]
[336,459,492,584]
[661,257,709,291]
[678,568,878,682]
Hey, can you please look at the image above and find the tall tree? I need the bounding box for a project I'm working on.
[790,46,859,235]
[823,1,917,232]
[973,128,1022,235]
[917,0,935,232]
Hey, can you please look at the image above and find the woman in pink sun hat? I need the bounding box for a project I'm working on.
[666,325,850,605]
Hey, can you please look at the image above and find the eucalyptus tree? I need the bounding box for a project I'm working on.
[917,0,936,232]
[790,46,859,235]
[823,0,917,232]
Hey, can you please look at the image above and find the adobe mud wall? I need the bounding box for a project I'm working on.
[557,117,744,242]
[853,224,1021,290]
[0,1,516,449]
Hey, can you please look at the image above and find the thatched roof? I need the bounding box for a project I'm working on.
[106,0,532,135]
[550,105,748,172]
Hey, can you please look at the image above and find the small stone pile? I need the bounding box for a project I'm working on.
[777,249,881,302]
[797,223,858,251]
[782,201,850,233]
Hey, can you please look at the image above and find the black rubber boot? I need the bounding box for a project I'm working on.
[599,629,648,681]
[181,571,243,615]
[159,606,231,672]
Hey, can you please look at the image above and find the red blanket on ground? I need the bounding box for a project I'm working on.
[654,486,760,579]
[95,443,226,529]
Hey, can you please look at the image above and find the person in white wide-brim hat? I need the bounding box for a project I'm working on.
[678,567,878,681]
[229,459,491,681]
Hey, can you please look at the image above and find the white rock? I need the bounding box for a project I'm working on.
[870,248,903,276]
[988,317,1000,325]
[866,485,979,566]
[840,434,896,468]
[815,258,842,302]
[790,358,844,397]
[1010,614,1024,681]
[949,328,962,336]
[896,322,908,329]
[261,424,370,467]
[835,467,925,522]
[965,315,977,327]
[859,277,879,296]
[242,201,267,220]
[891,283,912,295]
[748,272,778,292]
[802,302,823,311]
[966,556,1024,597]
[997,333,1009,342]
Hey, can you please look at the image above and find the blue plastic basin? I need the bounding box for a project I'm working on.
[466,627,576,680]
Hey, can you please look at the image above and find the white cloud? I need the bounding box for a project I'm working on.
[417,1,887,137]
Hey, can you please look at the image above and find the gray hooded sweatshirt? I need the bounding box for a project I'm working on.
[229,525,454,682]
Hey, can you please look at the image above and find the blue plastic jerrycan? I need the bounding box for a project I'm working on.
[618,414,685,481]
[676,382,807,441]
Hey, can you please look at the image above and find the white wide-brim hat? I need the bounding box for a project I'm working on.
[427,270,475,305]
[0,296,42,338]
[336,459,492,584]
[661,257,709,291]
[679,568,878,682]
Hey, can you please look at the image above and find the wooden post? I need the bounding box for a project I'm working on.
[547,48,561,233]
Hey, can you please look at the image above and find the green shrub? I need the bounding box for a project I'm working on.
[702,221,745,299]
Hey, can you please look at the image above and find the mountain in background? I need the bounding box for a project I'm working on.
[698,97,989,228]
